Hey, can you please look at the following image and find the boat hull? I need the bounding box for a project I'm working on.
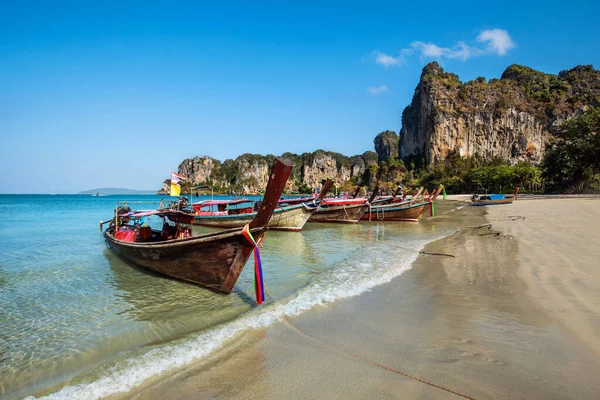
[309,203,366,223]
[193,204,315,231]
[362,202,430,222]
[104,227,260,294]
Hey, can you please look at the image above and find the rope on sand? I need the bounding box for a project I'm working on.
[264,288,476,400]
[469,215,526,231]
[469,223,492,230]
[487,216,526,222]
[420,251,455,258]
[358,239,456,258]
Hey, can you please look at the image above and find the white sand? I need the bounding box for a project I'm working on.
[127,199,600,400]
[486,198,600,356]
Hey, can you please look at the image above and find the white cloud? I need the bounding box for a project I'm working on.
[477,29,515,55]
[372,51,404,68]
[367,85,389,95]
[372,28,514,66]
[410,41,482,61]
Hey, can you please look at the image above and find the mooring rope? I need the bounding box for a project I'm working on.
[263,287,476,400]
[486,215,526,222]
[357,238,456,258]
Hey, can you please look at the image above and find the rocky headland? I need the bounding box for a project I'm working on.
[159,63,599,194]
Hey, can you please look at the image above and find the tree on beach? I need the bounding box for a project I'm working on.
[543,107,600,192]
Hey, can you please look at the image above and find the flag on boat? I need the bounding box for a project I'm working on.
[170,182,181,197]
[171,172,187,184]
[170,172,186,196]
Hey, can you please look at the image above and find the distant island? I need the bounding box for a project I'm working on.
[78,188,157,195]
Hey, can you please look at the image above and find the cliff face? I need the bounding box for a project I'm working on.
[400,62,600,165]
[373,131,399,162]
[177,156,215,184]
[161,150,379,194]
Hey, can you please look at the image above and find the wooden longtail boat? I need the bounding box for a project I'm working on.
[471,187,520,206]
[362,186,443,222]
[102,158,293,294]
[368,202,430,222]
[309,187,379,223]
[191,179,334,231]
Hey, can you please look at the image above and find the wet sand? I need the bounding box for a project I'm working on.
[126,199,600,400]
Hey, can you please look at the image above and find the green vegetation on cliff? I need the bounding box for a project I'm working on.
[419,62,600,117]
[543,107,600,192]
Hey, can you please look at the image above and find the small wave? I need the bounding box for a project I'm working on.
[33,235,445,400]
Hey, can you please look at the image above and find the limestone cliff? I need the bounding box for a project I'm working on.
[160,150,377,194]
[177,156,216,184]
[400,62,600,165]
[373,131,399,162]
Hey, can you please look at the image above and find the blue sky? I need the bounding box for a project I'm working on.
[2,1,599,193]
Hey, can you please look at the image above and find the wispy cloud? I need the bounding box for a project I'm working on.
[372,29,514,66]
[372,51,401,68]
[409,41,482,62]
[367,85,389,95]
[372,50,409,68]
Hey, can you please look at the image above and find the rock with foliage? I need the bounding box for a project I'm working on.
[159,150,378,194]
[400,62,600,166]
[374,130,400,162]
[177,156,215,184]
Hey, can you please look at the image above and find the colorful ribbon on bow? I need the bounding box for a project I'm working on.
[441,185,447,200]
[241,225,266,305]
[430,200,435,217]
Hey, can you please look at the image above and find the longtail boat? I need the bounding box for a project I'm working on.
[191,179,333,231]
[471,187,520,206]
[367,202,430,222]
[361,186,443,222]
[309,187,379,223]
[101,158,293,294]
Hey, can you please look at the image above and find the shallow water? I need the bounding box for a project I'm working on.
[0,195,456,399]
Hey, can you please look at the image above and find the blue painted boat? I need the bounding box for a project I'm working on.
[471,187,520,206]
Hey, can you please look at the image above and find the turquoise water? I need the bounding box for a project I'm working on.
[0,195,456,399]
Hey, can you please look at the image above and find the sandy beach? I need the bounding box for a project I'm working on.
[124,198,600,400]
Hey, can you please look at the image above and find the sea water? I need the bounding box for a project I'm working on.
[0,194,456,399]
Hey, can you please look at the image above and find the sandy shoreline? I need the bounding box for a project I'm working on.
[125,198,600,400]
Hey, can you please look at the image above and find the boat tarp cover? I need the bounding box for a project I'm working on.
[118,210,194,224]
[278,196,316,204]
[194,199,250,207]
[321,198,367,206]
